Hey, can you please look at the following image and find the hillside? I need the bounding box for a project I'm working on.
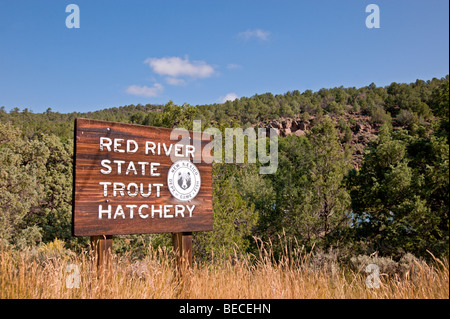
[0,76,448,262]
[2,76,447,164]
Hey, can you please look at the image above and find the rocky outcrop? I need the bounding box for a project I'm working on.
[264,118,312,137]
[258,114,379,169]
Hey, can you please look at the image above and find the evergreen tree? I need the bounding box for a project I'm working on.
[194,164,258,260]
[0,123,47,248]
[347,123,449,258]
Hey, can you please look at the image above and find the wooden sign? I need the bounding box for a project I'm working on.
[72,118,213,236]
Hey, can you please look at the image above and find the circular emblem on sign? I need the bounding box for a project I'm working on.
[167,160,201,201]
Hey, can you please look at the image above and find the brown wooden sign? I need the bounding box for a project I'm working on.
[72,118,213,236]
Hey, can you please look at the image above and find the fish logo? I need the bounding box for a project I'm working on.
[167,160,201,201]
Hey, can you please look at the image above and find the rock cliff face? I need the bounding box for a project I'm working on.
[263,118,312,137]
[258,115,380,169]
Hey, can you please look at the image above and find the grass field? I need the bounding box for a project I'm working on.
[0,240,448,299]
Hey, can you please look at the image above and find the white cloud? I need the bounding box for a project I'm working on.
[219,93,239,103]
[165,77,187,86]
[238,29,271,41]
[227,63,242,70]
[125,83,163,97]
[144,56,215,79]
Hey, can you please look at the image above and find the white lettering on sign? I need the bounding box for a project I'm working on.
[98,182,163,198]
[99,137,139,153]
[97,136,199,220]
[100,137,196,157]
[100,160,160,176]
[98,204,195,220]
[144,140,196,157]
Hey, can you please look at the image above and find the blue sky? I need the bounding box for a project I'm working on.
[0,0,448,113]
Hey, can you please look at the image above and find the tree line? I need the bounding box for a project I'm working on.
[0,75,448,261]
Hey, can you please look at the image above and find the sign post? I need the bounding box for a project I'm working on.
[90,235,113,272]
[72,118,213,274]
[172,232,193,269]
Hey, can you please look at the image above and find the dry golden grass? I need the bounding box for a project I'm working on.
[0,242,448,299]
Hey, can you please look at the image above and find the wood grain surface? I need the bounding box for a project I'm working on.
[72,118,213,236]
